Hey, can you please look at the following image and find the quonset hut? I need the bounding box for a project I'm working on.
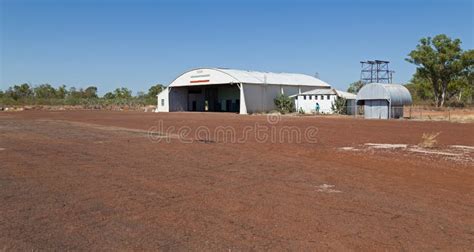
[156,68,331,114]
[356,83,412,119]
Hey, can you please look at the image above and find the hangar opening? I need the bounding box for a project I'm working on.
[173,84,240,112]
[156,68,332,114]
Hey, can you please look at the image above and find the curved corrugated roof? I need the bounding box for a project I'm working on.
[356,83,412,106]
[168,68,331,87]
[290,88,335,96]
[335,90,357,100]
[217,68,331,87]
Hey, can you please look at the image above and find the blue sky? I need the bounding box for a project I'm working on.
[1,0,473,94]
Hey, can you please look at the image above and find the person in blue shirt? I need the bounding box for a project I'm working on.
[315,102,320,113]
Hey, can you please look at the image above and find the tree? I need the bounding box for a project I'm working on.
[34,84,57,99]
[102,88,132,100]
[406,34,474,107]
[331,96,347,114]
[148,84,164,98]
[6,83,33,100]
[136,91,146,98]
[103,92,115,99]
[68,87,84,99]
[447,76,473,104]
[274,94,294,114]
[455,50,474,104]
[56,85,68,99]
[404,72,434,103]
[112,87,132,99]
[347,81,364,94]
[83,86,98,99]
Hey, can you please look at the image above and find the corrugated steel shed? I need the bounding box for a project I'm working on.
[356,83,412,106]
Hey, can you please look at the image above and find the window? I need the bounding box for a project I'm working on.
[314,95,318,100]
[327,95,330,100]
[321,95,324,100]
[303,95,306,100]
[161,99,164,106]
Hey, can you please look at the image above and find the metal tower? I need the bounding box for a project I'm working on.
[360,60,394,84]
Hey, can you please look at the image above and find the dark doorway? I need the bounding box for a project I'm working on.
[226,100,232,112]
[177,84,240,113]
[204,87,218,112]
[235,99,240,112]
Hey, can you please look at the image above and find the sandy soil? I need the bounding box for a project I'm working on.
[1,111,473,250]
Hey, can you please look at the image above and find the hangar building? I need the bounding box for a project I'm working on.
[356,83,412,119]
[156,68,331,114]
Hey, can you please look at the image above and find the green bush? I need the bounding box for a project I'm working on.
[331,96,347,114]
[274,94,294,114]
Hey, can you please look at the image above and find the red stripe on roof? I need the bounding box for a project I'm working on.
[190,80,210,83]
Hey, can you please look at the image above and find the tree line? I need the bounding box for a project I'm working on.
[0,83,164,107]
[347,34,473,107]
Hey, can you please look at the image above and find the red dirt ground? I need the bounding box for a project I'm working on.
[1,111,473,250]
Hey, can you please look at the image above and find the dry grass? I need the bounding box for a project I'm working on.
[450,114,474,123]
[405,106,474,123]
[418,132,441,148]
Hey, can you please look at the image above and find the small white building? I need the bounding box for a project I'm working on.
[292,89,356,114]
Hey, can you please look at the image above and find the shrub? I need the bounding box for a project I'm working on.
[331,96,347,114]
[274,94,294,114]
[418,132,440,148]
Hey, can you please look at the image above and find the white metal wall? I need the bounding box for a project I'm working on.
[295,94,336,114]
[346,99,356,115]
[156,88,169,112]
[364,100,389,119]
[261,85,281,111]
[391,106,404,118]
[242,84,265,113]
[242,84,303,113]
[281,86,299,97]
